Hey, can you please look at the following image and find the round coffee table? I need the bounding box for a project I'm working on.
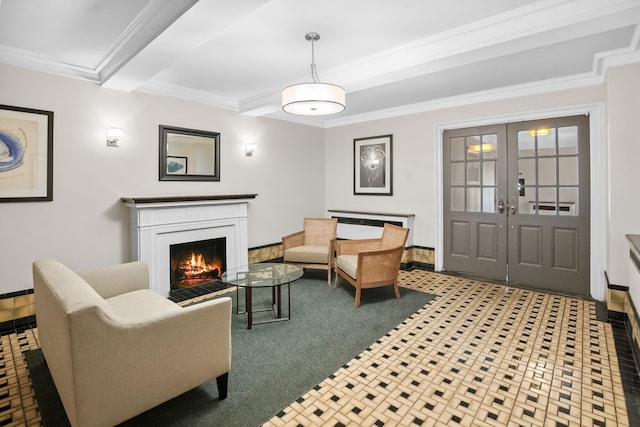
[223,263,303,329]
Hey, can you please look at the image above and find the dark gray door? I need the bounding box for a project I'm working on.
[443,115,590,295]
[443,124,508,282]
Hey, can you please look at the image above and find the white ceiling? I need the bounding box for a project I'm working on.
[1,0,639,127]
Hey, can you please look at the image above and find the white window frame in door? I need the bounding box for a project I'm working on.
[435,103,606,300]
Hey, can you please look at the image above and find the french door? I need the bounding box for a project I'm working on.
[443,115,590,295]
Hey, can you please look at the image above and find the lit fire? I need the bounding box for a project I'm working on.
[174,252,222,288]
[178,252,222,279]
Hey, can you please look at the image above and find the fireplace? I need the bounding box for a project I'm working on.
[170,237,226,290]
[123,194,256,296]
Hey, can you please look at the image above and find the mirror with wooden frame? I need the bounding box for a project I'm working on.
[159,125,220,181]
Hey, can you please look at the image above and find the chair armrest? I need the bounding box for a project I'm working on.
[356,246,405,283]
[77,261,149,299]
[282,230,305,251]
[68,297,233,414]
[335,238,383,256]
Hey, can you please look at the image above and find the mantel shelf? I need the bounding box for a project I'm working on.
[121,194,257,205]
[327,209,415,218]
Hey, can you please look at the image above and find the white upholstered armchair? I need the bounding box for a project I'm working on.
[33,259,232,427]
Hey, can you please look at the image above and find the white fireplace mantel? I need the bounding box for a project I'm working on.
[122,194,256,296]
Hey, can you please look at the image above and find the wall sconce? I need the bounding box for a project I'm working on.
[106,127,123,147]
[245,143,257,156]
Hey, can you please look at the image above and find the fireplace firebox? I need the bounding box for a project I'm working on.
[169,237,226,290]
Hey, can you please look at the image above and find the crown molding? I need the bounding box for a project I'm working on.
[97,0,198,83]
[323,72,605,128]
[137,80,239,111]
[0,45,100,82]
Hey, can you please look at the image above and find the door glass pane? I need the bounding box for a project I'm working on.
[467,162,480,185]
[466,135,481,161]
[518,130,535,155]
[482,134,497,160]
[519,193,533,214]
[537,187,557,216]
[536,128,556,156]
[482,187,495,213]
[558,126,578,155]
[467,188,481,212]
[482,161,496,185]
[451,163,465,186]
[519,158,536,183]
[451,188,465,211]
[451,137,465,161]
[559,157,578,185]
[559,187,578,216]
[538,158,556,185]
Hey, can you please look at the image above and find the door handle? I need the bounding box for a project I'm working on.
[509,197,516,215]
[498,197,505,214]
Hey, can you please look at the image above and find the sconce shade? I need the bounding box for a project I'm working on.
[106,127,123,146]
[245,143,257,156]
[282,82,345,116]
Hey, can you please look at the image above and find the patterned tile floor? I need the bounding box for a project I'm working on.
[0,270,635,426]
[265,270,629,427]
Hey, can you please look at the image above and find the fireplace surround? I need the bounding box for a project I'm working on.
[122,194,256,296]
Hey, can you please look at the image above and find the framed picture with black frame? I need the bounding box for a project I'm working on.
[0,104,54,202]
[353,134,392,196]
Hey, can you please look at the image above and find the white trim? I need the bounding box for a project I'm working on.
[324,73,604,128]
[435,103,607,300]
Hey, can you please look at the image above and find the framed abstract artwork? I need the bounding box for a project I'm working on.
[354,134,392,196]
[166,156,188,175]
[0,104,54,202]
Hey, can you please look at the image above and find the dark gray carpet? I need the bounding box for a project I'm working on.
[26,270,435,426]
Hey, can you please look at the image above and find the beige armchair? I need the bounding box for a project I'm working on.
[33,259,232,427]
[282,217,337,284]
[334,223,410,307]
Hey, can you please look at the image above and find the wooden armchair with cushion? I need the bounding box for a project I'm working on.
[334,223,410,307]
[282,217,337,285]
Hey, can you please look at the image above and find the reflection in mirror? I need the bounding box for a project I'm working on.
[159,125,220,181]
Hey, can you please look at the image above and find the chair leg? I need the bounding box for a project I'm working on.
[393,281,401,299]
[216,372,229,400]
[354,287,361,308]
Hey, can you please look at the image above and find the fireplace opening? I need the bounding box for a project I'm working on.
[170,237,226,290]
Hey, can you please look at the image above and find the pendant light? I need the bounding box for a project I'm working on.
[282,32,345,116]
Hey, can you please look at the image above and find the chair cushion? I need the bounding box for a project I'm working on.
[284,245,329,264]
[106,289,181,322]
[336,255,358,279]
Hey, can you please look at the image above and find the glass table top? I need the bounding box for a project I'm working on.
[222,263,303,288]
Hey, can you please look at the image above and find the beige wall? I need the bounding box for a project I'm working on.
[0,64,326,292]
[607,62,640,287]
[2,60,640,300]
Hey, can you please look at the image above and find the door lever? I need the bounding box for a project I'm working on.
[509,197,516,215]
[498,197,505,214]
